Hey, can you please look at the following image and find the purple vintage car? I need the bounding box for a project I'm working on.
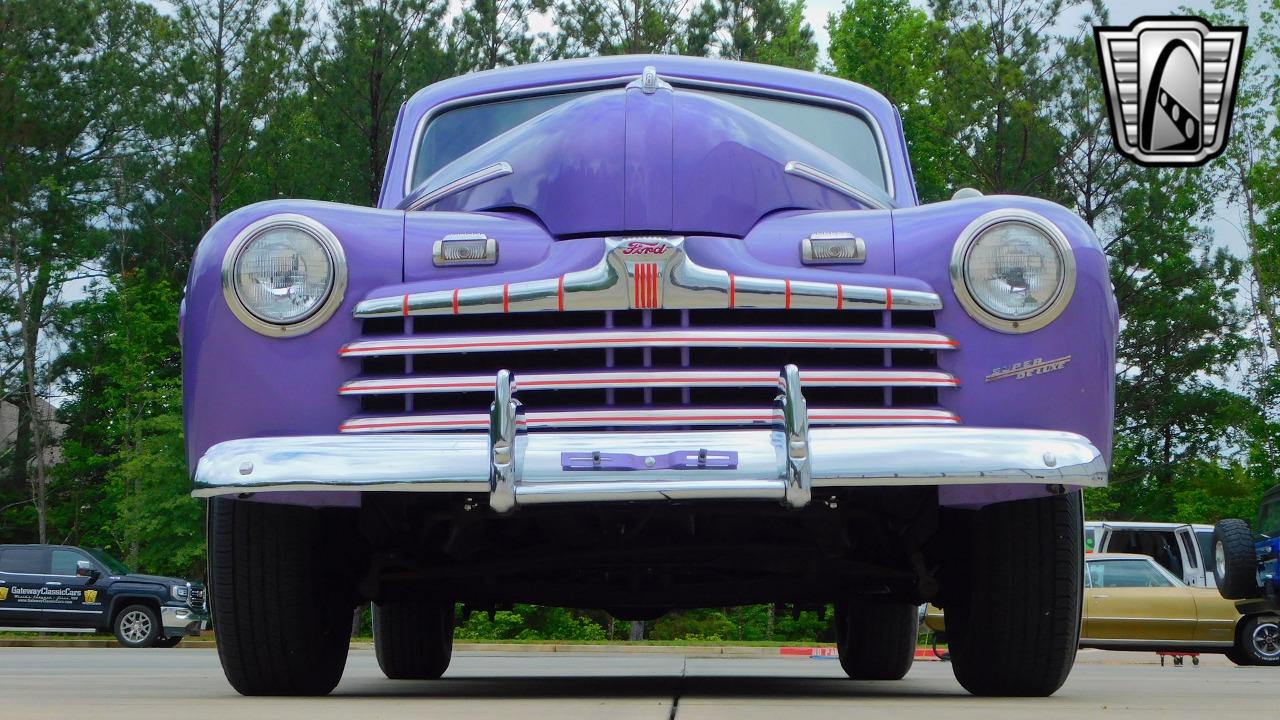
[184,56,1116,696]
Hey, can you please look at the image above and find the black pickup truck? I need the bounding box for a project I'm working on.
[0,544,208,647]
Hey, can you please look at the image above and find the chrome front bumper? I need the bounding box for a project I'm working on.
[161,606,208,636]
[193,367,1106,510]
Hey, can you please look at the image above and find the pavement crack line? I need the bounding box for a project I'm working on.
[668,657,687,720]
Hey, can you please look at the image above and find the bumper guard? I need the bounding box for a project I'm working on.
[192,366,1107,510]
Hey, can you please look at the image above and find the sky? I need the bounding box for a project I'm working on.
[803,0,1226,58]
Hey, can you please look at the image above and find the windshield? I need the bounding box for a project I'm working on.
[411,87,887,195]
[1260,499,1280,537]
[87,548,132,575]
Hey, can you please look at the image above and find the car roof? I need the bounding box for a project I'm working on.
[1084,521,1212,531]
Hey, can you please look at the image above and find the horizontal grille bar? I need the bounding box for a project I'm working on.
[354,235,942,318]
[339,407,960,433]
[340,329,958,357]
[340,369,959,395]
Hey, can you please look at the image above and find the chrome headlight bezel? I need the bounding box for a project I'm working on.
[220,214,348,337]
[949,209,1076,333]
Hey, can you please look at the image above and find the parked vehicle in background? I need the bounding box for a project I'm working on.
[1085,521,1217,588]
[926,553,1278,666]
[1214,486,1280,622]
[184,55,1116,697]
[0,544,207,648]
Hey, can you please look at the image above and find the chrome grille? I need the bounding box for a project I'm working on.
[339,307,957,432]
[187,586,206,611]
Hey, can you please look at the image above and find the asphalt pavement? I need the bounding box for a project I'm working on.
[0,647,1274,719]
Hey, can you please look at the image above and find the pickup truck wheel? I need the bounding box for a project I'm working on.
[209,498,354,696]
[942,492,1082,697]
[834,600,918,680]
[373,600,455,679]
[1237,616,1280,667]
[1214,519,1261,600]
[114,604,160,648]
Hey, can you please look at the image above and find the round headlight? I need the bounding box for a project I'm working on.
[221,215,347,336]
[950,210,1075,333]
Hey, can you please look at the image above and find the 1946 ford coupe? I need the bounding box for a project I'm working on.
[183,56,1116,697]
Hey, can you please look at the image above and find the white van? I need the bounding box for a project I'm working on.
[1084,521,1217,589]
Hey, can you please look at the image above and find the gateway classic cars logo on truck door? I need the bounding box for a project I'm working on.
[1095,16,1246,166]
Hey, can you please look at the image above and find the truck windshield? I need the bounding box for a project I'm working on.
[87,548,132,575]
[411,87,887,196]
[1260,499,1280,537]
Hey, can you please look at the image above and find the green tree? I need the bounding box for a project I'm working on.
[1204,0,1280,501]
[168,0,303,230]
[54,278,198,574]
[542,0,687,57]
[0,0,167,542]
[827,0,957,200]
[456,0,537,71]
[1101,170,1253,520]
[310,0,460,205]
[695,0,818,70]
[928,0,1072,200]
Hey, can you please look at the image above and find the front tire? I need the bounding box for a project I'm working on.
[942,492,1082,697]
[1214,519,1260,600]
[834,601,917,680]
[114,604,160,648]
[373,600,455,679]
[209,498,355,696]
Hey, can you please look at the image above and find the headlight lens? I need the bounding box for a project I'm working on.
[222,215,347,336]
[964,222,1063,319]
[233,226,334,323]
[951,211,1075,333]
[171,585,189,601]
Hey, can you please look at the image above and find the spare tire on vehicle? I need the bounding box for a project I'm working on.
[1214,518,1260,600]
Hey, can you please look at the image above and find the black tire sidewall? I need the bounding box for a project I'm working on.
[1240,616,1280,667]
[944,492,1083,696]
[114,604,160,648]
[373,599,455,680]
[208,498,355,695]
[1213,520,1259,600]
[834,601,918,680]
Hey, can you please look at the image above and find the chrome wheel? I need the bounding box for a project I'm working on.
[1215,540,1227,580]
[119,610,153,645]
[1252,621,1280,659]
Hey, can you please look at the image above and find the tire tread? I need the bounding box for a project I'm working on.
[946,493,1081,697]
[210,499,353,696]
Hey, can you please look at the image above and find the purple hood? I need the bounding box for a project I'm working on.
[411,85,884,237]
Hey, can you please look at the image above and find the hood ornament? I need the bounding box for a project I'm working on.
[628,66,671,95]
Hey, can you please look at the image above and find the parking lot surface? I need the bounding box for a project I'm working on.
[0,647,1275,719]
